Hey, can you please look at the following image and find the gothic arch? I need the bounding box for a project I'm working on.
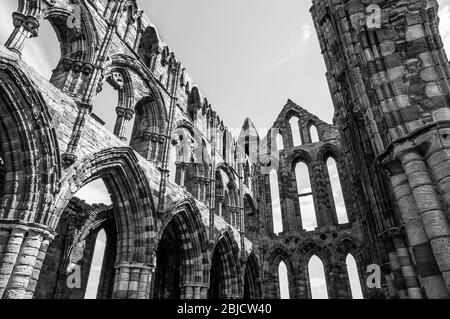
[209,229,242,299]
[243,252,262,299]
[155,198,209,298]
[263,244,297,299]
[297,241,332,266]
[43,4,98,64]
[334,237,366,266]
[50,147,157,264]
[288,149,313,168]
[137,26,160,68]
[130,93,168,161]
[0,63,61,223]
[297,241,332,299]
[36,204,117,299]
[316,143,342,162]
[106,54,167,104]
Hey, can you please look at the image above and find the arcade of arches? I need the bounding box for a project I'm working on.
[0,0,450,300]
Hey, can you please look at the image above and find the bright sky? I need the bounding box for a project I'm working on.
[1,0,449,300]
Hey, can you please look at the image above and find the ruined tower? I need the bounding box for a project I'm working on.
[311,0,450,298]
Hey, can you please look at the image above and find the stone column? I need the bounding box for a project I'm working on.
[383,235,408,299]
[0,223,54,299]
[328,263,352,299]
[5,12,39,55]
[177,162,188,187]
[62,102,93,167]
[216,195,224,218]
[113,107,134,142]
[112,262,154,299]
[392,232,423,299]
[389,168,448,298]
[400,150,450,292]
[380,264,399,299]
[180,283,208,299]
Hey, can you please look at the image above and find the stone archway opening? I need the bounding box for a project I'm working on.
[154,219,183,299]
[208,233,241,299]
[35,178,117,299]
[243,253,262,299]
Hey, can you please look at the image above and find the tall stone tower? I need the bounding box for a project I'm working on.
[311,0,450,298]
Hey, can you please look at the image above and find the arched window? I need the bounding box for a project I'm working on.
[289,117,302,146]
[308,255,328,299]
[295,162,317,231]
[326,157,348,224]
[15,19,60,80]
[91,82,119,133]
[270,169,283,234]
[346,254,363,299]
[278,261,290,299]
[276,133,284,151]
[85,229,107,299]
[310,125,320,143]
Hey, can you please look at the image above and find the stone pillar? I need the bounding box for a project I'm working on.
[380,264,399,299]
[113,107,134,142]
[62,102,93,167]
[112,262,154,299]
[400,150,450,292]
[177,162,188,187]
[390,168,448,298]
[5,12,39,55]
[180,283,208,299]
[216,195,224,218]
[0,223,54,299]
[328,263,352,299]
[383,235,408,299]
[392,232,423,299]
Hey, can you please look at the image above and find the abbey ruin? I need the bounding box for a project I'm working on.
[0,0,450,299]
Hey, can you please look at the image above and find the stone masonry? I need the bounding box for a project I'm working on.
[0,0,449,299]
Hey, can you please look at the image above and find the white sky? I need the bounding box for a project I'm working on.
[1,0,449,300]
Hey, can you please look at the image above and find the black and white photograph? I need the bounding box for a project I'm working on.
[0,0,449,314]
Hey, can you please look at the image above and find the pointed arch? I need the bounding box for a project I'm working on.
[309,124,320,143]
[0,63,61,223]
[346,254,364,299]
[209,229,242,299]
[288,116,302,147]
[130,93,168,161]
[50,147,157,264]
[137,26,160,69]
[243,252,262,299]
[263,245,297,299]
[154,199,210,299]
[308,255,329,299]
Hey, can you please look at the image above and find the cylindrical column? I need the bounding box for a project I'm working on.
[5,13,39,55]
[113,107,133,142]
[0,224,54,299]
[390,168,448,298]
[112,262,154,299]
[0,228,25,298]
[401,150,450,292]
[392,234,422,299]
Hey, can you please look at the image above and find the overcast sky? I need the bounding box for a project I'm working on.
[1,0,449,300]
